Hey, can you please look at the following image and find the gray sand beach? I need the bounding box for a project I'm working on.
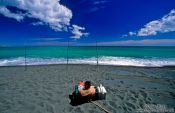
[0,65,175,113]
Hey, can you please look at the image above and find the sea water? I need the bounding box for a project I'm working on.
[0,46,175,67]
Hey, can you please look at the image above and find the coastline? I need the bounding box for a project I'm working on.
[0,64,175,113]
[1,63,175,67]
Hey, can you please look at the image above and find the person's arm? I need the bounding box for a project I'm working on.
[79,89,90,96]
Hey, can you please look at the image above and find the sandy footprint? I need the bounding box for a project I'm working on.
[108,100,117,107]
[120,81,124,84]
[45,91,53,97]
[38,101,45,108]
[125,102,136,109]
[116,94,124,100]
[45,103,55,113]
[73,107,84,113]
[168,92,175,98]
[139,90,147,100]
[67,106,73,112]
[129,96,137,103]
[138,99,145,108]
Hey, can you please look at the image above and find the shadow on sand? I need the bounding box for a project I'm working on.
[69,92,97,106]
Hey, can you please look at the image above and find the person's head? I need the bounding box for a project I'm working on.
[84,81,91,89]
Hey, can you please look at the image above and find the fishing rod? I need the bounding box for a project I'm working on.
[95,36,99,74]
[96,41,99,66]
[67,39,69,65]
[24,43,27,71]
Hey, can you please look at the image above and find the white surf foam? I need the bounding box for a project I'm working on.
[0,56,175,67]
[98,56,175,67]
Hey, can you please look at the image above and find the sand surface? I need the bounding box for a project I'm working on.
[0,65,175,113]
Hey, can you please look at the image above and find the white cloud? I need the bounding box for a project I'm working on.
[0,0,89,39]
[129,31,136,36]
[93,0,108,5]
[98,39,175,46]
[31,21,45,26]
[32,41,75,46]
[0,0,72,31]
[128,9,175,36]
[31,38,62,41]
[71,25,89,39]
[0,6,24,21]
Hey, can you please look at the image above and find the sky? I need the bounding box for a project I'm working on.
[0,0,175,46]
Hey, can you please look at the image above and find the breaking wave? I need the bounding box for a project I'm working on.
[0,56,175,67]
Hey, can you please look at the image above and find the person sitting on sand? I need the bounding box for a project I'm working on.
[69,81,96,105]
[78,80,85,91]
[79,81,96,97]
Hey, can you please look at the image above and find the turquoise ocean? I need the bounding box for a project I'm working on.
[0,46,175,67]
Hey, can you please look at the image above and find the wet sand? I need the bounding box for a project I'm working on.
[0,64,175,113]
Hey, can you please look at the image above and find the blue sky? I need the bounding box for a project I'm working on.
[0,0,175,46]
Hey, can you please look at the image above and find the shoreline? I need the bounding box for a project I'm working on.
[1,63,175,68]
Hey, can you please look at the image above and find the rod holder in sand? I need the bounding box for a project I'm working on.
[95,40,99,72]
[96,41,99,66]
[24,45,27,71]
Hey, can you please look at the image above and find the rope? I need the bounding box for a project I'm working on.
[90,101,110,113]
